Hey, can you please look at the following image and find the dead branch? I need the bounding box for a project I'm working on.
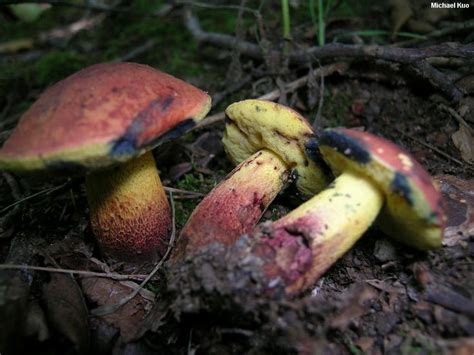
[184,9,473,101]
[194,62,348,130]
[184,9,473,63]
[411,60,463,100]
[0,264,151,281]
[395,19,474,47]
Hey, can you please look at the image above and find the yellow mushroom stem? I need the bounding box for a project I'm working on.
[85,151,171,262]
[254,171,384,295]
[173,149,289,261]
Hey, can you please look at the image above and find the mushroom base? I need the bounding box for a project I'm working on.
[85,151,171,262]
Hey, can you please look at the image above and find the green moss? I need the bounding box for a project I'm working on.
[174,172,219,228]
[34,50,87,87]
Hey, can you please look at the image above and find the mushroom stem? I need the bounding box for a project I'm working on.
[252,171,384,295]
[173,149,290,260]
[85,151,171,262]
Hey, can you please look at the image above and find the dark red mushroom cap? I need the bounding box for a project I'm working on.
[0,62,211,171]
[319,128,445,249]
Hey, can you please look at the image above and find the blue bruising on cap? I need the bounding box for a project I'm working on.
[110,118,196,157]
[304,138,332,177]
[391,172,414,206]
[320,130,370,164]
[144,119,196,147]
[110,120,141,157]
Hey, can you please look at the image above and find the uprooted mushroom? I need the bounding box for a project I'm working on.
[167,101,445,300]
[0,62,211,263]
[173,99,331,260]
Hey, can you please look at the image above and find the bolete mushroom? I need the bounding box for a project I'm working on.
[246,127,445,295]
[0,62,211,262]
[173,99,331,259]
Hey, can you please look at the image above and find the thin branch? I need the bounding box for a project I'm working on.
[177,0,260,18]
[0,264,150,281]
[394,127,465,167]
[0,182,70,214]
[184,9,474,64]
[394,19,474,47]
[1,0,175,16]
[194,62,349,130]
[440,104,473,132]
[184,9,472,101]
[164,186,204,198]
[411,60,463,101]
[1,0,126,12]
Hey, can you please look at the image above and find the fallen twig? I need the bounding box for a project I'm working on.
[194,62,348,130]
[440,104,473,132]
[0,181,71,214]
[1,1,174,17]
[410,60,463,101]
[185,9,473,63]
[394,19,474,47]
[394,127,465,167]
[113,39,157,62]
[0,14,106,55]
[164,186,204,198]
[184,9,472,101]
[0,264,151,281]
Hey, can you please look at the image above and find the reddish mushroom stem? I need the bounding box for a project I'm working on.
[173,149,289,261]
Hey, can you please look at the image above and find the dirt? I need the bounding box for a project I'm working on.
[0,1,473,354]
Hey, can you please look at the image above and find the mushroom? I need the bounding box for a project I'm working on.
[173,99,331,259]
[245,127,445,295]
[0,62,211,262]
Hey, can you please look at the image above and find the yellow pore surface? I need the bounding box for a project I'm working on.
[223,99,330,198]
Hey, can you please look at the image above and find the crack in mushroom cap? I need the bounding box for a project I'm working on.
[0,62,212,172]
[223,99,330,198]
[319,128,445,250]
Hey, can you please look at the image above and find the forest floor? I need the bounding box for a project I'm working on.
[0,1,473,354]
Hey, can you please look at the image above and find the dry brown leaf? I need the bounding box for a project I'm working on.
[81,277,152,342]
[434,175,474,247]
[452,124,474,163]
[42,273,90,354]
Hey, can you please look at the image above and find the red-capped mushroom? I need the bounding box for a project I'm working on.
[245,128,445,295]
[0,62,211,262]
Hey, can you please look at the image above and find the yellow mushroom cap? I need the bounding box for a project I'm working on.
[223,99,330,198]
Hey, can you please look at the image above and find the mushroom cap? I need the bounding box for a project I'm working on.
[319,128,445,250]
[223,99,330,198]
[0,62,211,171]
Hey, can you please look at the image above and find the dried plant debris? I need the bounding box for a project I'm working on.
[42,273,90,353]
[435,175,473,247]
